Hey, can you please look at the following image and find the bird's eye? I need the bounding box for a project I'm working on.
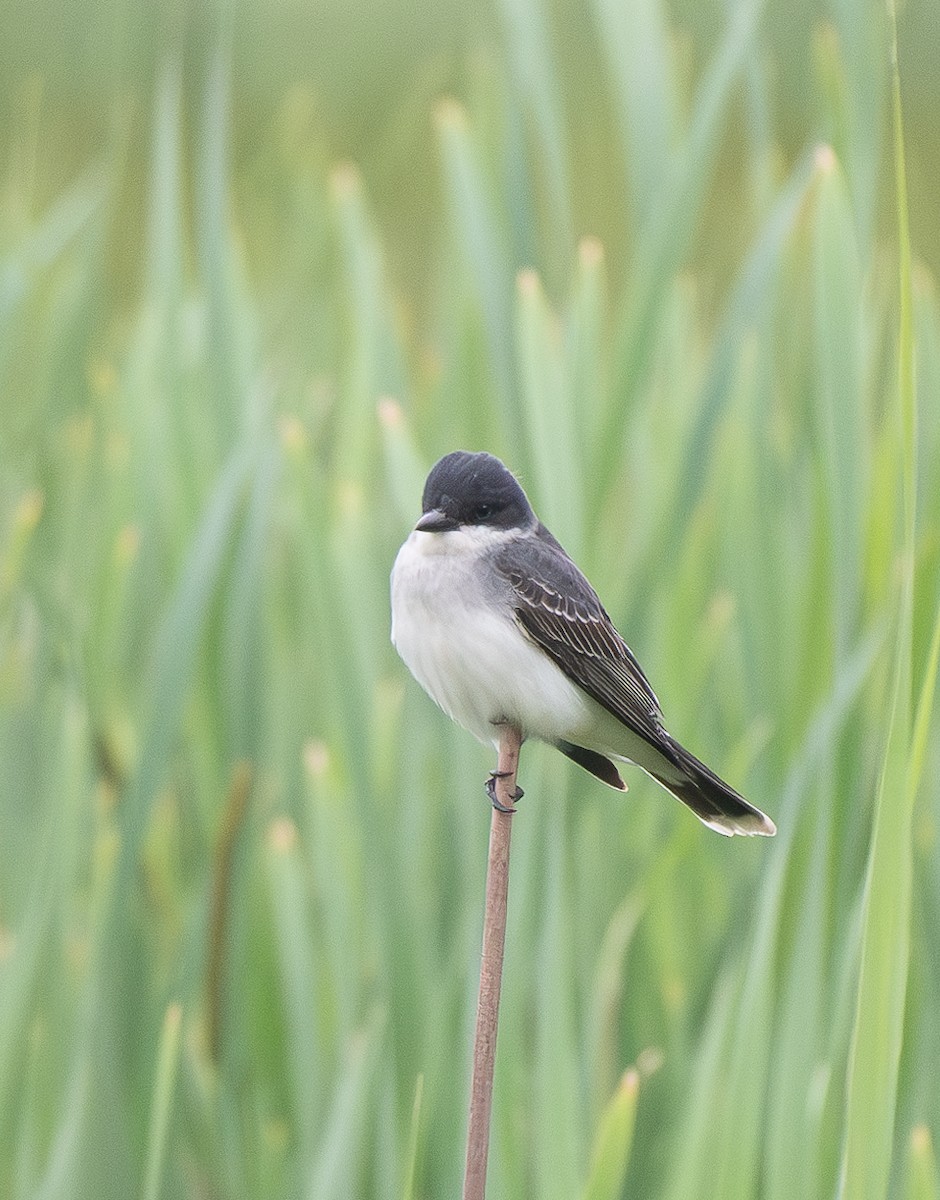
[474,504,492,521]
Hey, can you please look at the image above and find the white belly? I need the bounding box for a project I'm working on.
[391,529,593,748]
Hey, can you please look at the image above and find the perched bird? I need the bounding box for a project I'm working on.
[390,450,775,837]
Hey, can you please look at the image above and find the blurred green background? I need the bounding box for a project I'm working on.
[2,0,940,1197]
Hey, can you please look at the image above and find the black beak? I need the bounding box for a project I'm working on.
[415,508,459,533]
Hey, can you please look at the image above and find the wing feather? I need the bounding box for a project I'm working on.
[491,527,775,837]
[492,529,664,744]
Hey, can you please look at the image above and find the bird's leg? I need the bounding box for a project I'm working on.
[485,721,523,812]
[485,771,524,813]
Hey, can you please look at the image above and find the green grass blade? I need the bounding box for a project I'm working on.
[812,149,865,660]
[145,58,184,314]
[908,596,940,802]
[578,1070,640,1200]
[590,0,676,221]
[596,0,768,493]
[0,165,106,322]
[837,503,914,1192]
[533,816,583,1200]
[566,237,608,458]
[838,5,917,1194]
[0,697,91,1158]
[265,817,323,1155]
[662,970,738,1200]
[825,0,886,247]
[378,398,428,529]
[626,149,817,606]
[495,0,573,259]
[905,1126,940,1200]
[763,788,832,1200]
[664,632,878,1200]
[108,444,256,909]
[196,21,258,435]
[515,268,583,548]
[400,1074,424,1200]
[305,1014,383,1200]
[713,646,879,1200]
[585,889,645,1119]
[331,164,407,488]
[140,1003,183,1200]
[434,99,518,446]
[220,436,279,762]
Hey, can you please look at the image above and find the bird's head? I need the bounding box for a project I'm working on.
[415,451,535,534]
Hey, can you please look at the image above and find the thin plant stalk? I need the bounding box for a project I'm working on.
[463,725,522,1200]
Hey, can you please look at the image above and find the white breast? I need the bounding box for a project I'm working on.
[390,527,592,749]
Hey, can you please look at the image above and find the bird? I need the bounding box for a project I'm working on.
[390,450,775,837]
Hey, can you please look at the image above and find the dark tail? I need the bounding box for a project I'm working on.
[652,735,776,838]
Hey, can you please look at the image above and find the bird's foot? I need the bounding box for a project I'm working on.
[486,771,524,814]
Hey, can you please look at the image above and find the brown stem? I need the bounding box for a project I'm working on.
[463,725,522,1200]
